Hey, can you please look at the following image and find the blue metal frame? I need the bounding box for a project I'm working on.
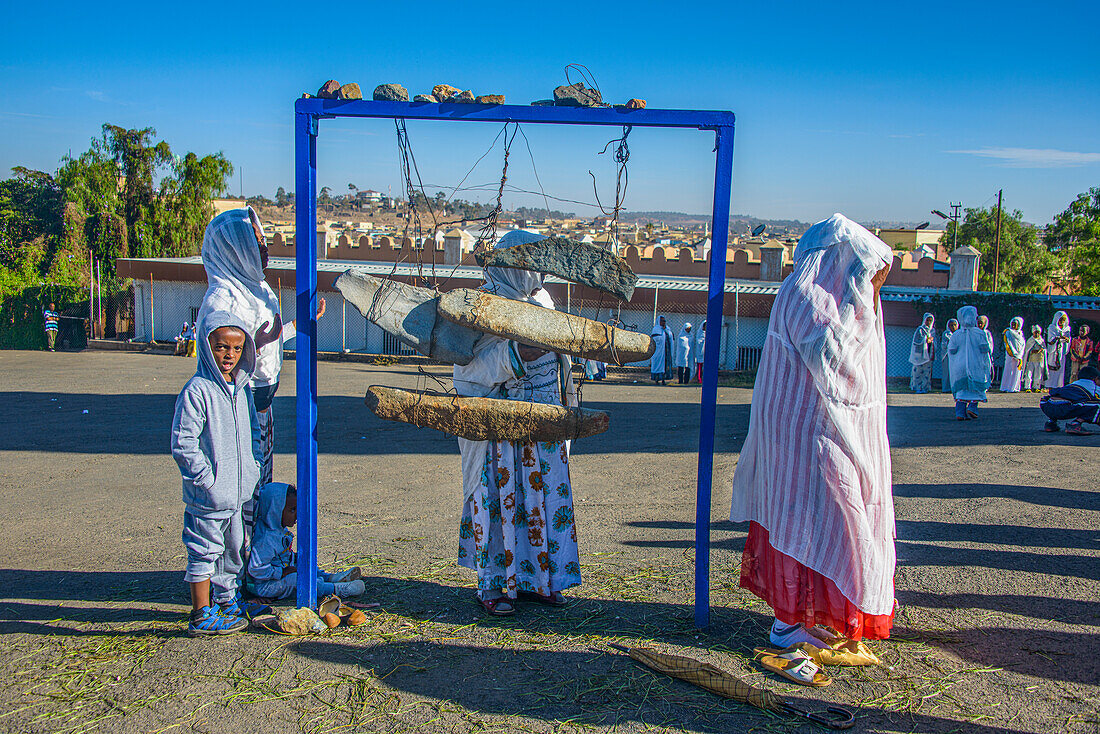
[294,99,734,626]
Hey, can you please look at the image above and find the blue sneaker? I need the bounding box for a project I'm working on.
[188,605,247,637]
[220,593,271,620]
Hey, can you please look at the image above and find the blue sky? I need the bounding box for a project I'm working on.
[2,1,1097,225]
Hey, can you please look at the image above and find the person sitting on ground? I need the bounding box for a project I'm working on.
[174,322,190,356]
[246,482,365,601]
[1069,326,1093,383]
[171,315,269,636]
[949,306,992,420]
[1022,325,1047,392]
[1041,366,1100,436]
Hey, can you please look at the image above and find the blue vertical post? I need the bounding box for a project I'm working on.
[694,124,735,628]
[295,108,320,608]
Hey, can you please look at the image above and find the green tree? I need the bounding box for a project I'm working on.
[940,206,1059,293]
[1046,187,1100,296]
[275,186,289,207]
[59,124,232,271]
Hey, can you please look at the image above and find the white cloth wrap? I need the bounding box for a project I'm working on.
[675,325,693,368]
[909,313,935,366]
[196,207,287,388]
[948,306,992,398]
[730,213,895,616]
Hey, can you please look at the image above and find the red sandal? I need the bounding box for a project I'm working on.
[477,595,515,616]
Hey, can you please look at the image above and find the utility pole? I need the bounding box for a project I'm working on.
[993,190,1003,293]
[950,202,961,251]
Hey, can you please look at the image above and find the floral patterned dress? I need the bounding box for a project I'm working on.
[456,347,582,598]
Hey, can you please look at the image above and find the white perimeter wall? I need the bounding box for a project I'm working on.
[134,281,927,378]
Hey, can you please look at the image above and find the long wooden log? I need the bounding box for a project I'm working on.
[365,386,609,442]
[438,289,653,365]
[475,235,638,301]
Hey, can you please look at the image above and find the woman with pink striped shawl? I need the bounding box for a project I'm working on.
[731,213,895,647]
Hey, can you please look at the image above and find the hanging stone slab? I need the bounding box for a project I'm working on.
[437,289,654,365]
[475,235,638,301]
[413,94,438,103]
[366,386,609,442]
[373,83,409,102]
[335,271,477,365]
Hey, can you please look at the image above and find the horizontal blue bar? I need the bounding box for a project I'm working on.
[294,98,735,130]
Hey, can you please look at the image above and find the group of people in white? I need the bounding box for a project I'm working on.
[649,316,707,385]
[909,309,1098,424]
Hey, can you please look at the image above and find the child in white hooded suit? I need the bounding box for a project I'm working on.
[246,482,364,600]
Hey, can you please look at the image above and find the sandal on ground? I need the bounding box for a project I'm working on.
[966,410,979,419]
[753,648,831,687]
[518,590,568,607]
[477,595,515,616]
[1066,420,1095,436]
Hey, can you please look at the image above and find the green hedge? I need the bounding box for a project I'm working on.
[0,284,89,350]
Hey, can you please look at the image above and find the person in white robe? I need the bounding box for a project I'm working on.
[949,306,992,420]
[940,319,959,392]
[694,320,707,383]
[1022,325,1048,391]
[731,213,895,646]
[650,316,673,384]
[999,317,1025,392]
[909,313,935,393]
[453,231,581,616]
[1044,311,1072,388]
[675,323,693,384]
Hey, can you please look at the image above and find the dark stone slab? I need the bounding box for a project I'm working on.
[317,80,340,99]
[553,82,601,107]
[475,236,637,301]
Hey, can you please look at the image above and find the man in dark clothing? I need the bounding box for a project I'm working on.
[1041,366,1100,436]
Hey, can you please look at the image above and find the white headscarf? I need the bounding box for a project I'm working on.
[785,213,892,397]
[1047,311,1070,341]
[1004,317,1025,357]
[948,305,992,395]
[910,313,935,366]
[197,207,283,387]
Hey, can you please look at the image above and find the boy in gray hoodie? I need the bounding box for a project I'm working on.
[171,312,267,636]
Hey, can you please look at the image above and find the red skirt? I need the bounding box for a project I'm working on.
[739,521,893,641]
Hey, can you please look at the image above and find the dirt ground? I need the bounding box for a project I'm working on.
[0,350,1096,734]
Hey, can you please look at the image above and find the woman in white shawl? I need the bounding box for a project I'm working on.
[948,306,992,420]
[452,231,581,616]
[694,320,707,383]
[675,323,693,384]
[649,316,673,385]
[197,208,325,491]
[1044,311,1072,388]
[940,319,959,393]
[731,214,895,647]
[909,313,936,393]
[999,317,1025,392]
